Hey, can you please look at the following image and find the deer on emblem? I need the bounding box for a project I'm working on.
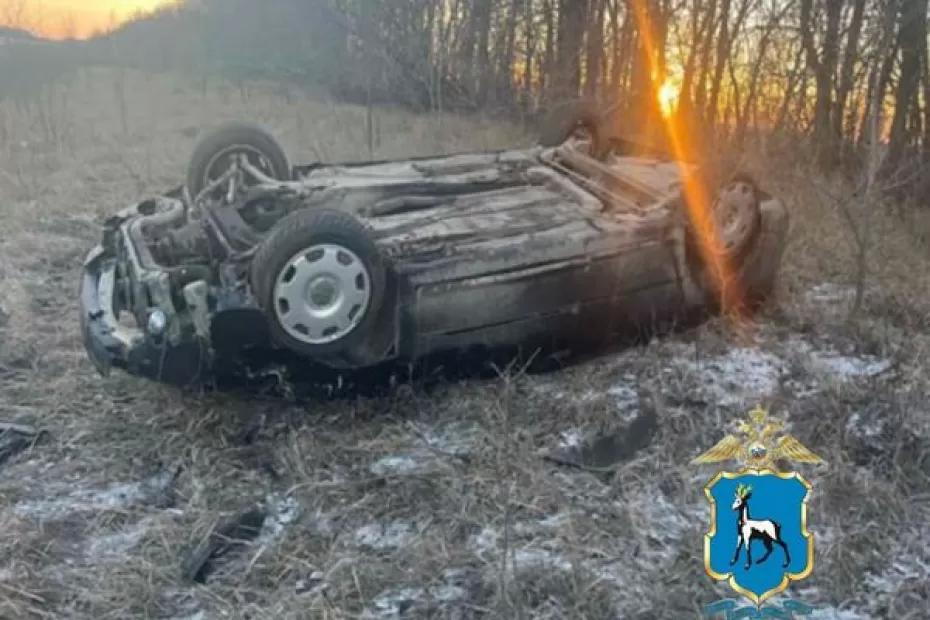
[730,483,791,570]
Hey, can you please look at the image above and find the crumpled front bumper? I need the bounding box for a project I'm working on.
[79,244,207,386]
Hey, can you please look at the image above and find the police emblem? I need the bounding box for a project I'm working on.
[692,406,824,606]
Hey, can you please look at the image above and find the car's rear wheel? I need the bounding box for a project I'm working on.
[250,208,387,359]
[538,100,606,157]
[712,175,761,262]
[187,122,290,199]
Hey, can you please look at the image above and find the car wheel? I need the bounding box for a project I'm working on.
[712,174,761,263]
[187,122,290,199]
[538,100,606,157]
[250,208,387,359]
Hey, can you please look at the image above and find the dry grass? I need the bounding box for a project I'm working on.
[1,67,929,620]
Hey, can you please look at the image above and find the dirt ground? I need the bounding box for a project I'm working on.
[1,68,929,619]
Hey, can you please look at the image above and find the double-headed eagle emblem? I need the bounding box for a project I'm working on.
[691,405,824,471]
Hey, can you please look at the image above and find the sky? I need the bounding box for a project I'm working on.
[1,0,176,39]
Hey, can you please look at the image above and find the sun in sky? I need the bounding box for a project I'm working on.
[657,77,679,119]
[1,0,177,39]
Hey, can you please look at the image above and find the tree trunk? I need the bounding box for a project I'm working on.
[800,0,843,168]
[834,0,866,148]
[542,0,556,101]
[554,0,586,102]
[522,0,537,111]
[474,0,493,105]
[705,0,732,128]
[889,0,929,162]
[497,0,521,105]
[693,0,720,120]
[584,0,606,98]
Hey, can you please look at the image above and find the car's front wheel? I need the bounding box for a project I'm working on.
[250,209,387,360]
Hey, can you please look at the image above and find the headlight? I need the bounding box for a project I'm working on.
[147,309,168,337]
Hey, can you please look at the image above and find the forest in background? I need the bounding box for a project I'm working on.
[2,0,930,175]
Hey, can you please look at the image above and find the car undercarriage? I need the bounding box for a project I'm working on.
[80,122,788,387]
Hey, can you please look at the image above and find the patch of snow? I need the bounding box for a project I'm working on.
[531,380,567,401]
[305,508,336,537]
[416,422,476,456]
[512,547,573,572]
[168,613,206,620]
[256,494,300,546]
[157,588,203,620]
[809,352,891,379]
[607,382,640,423]
[814,525,838,550]
[369,423,478,476]
[805,283,855,306]
[557,429,584,450]
[590,559,638,590]
[845,412,885,439]
[371,587,423,616]
[354,521,416,550]
[864,557,930,595]
[469,526,572,572]
[680,347,785,407]
[471,526,498,556]
[783,376,821,399]
[787,336,892,381]
[538,512,572,529]
[512,512,573,537]
[13,470,175,521]
[806,608,875,620]
[84,518,151,562]
[369,454,424,476]
[369,579,466,618]
[630,491,693,545]
[296,570,325,594]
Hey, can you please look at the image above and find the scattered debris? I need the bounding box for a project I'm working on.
[0,420,44,467]
[181,494,301,583]
[545,406,657,469]
[295,570,325,594]
[181,508,267,583]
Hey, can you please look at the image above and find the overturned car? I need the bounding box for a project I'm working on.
[79,119,788,386]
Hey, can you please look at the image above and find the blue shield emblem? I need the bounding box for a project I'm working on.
[704,469,814,605]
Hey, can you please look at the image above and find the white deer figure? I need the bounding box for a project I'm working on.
[730,483,791,569]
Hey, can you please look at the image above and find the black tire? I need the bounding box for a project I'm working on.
[187,122,290,198]
[715,173,762,263]
[684,173,762,272]
[250,208,387,359]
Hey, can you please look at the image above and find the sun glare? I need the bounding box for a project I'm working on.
[657,78,678,119]
[629,0,745,318]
